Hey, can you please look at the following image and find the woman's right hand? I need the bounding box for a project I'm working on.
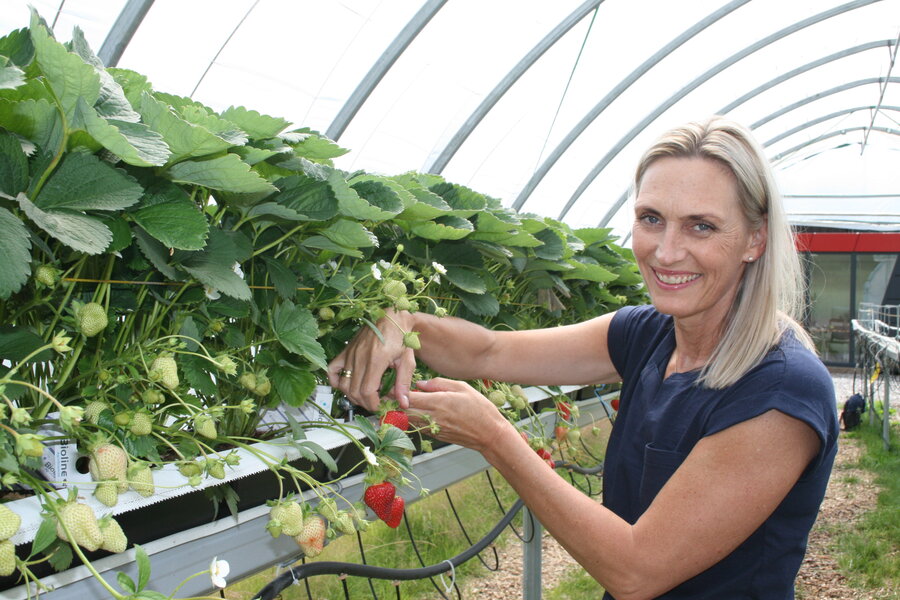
[326,309,417,411]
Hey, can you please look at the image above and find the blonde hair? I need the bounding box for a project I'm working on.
[634,116,815,389]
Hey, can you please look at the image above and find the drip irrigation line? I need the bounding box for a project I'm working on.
[444,489,501,572]
[251,498,526,600]
[485,470,528,542]
[355,530,380,600]
[402,510,455,599]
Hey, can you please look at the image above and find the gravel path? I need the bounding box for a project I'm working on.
[457,372,889,599]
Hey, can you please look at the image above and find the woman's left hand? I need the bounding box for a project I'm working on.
[407,378,508,453]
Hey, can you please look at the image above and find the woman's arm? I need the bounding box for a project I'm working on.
[407,379,820,600]
[328,309,620,411]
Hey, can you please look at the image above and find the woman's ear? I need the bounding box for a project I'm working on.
[748,217,768,259]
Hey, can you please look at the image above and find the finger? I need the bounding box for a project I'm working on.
[414,377,468,393]
[327,353,346,389]
[392,348,416,409]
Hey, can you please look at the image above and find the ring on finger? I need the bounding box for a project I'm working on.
[340,369,353,378]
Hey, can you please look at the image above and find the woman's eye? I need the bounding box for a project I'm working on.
[692,222,714,232]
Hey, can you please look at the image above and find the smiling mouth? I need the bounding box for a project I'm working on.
[653,270,700,285]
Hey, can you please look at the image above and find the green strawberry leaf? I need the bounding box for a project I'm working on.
[272,301,327,370]
[561,258,617,283]
[379,427,415,451]
[48,540,73,571]
[180,229,251,301]
[167,153,277,194]
[139,92,234,162]
[261,256,298,300]
[36,150,144,211]
[429,182,486,217]
[354,415,379,445]
[397,186,452,221]
[133,227,181,280]
[575,226,617,246]
[476,209,520,234]
[180,354,218,396]
[331,171,395,222]
[350,178,405,217]
[0,131,29,197]
[0,205,31,299]
[444,266,487,294]
[75,98,170,167]
[134,591,169,600]
[0,97,61,153]
[285,412,307,441]
[409,215,474,241]
[17,193,111,254]
[456,290,500,317]
[31,515,57,555]
[117,571,136,594]
[275,176,338,221]
[108,67,153,111]
[472,229,543,248]
[219,105,289,139]
[302,235,363,258]
[130,193,209,251]
[0,28,34,67]
[29,10,101,123]
[319,219,378,249]
[270,363,316,408]
[0,62,25,90]
[533,228,566,260]
[0,327,49,363]
[135,544,151,591]
[286,130,349,161]
[297,440,338,472]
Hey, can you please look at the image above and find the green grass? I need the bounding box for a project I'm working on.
[225,421,611,599]
[832,421,900,597]
[544,566,605,599]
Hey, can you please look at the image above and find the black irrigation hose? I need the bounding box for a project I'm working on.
[444,489,501,572]
[401,511,461,600]
[251,498,527,600]
[485,470,530,543]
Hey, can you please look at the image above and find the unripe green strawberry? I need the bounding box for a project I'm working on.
[88,443,128,491]
[253,376,271,397]
[318,307,335,321]
[56,502,103,551]
[239,372,257,391]
[266,519,283,538]
[193,415,217,440]
[77,302,108,337]
[113,412,132,427]
[94,481,119,507]
[316,498,340,523]
[99,517,127,553]
[487,390,507,407]
[0,504,22,540]
[402,331,421,350]
[566,429,582,444]
[393,296,412,311]
[128,463,155,497]
[270,501,304,537]
[130,411,152,436]
[333,512,356,535]
[34,264,59,287]
[16,433,44,458]
[178,461,202,478]
[141,389,164,405]
[0,540,14,577]
[149,356,179,390]
[84,400,108,424]
[295,515,326,558]
[206,460,226,480]
[381,280,406,300]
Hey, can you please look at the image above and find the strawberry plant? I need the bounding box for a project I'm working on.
[0,10,643,596]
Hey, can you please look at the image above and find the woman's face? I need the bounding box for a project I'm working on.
[632,156,765,328]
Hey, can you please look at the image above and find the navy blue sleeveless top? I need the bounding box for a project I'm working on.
[602,305,838,599]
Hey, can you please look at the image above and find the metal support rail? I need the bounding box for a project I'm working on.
[851,313,897,450]
[3,388,615,599]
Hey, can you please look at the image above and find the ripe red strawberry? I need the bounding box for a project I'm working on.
[363,481,396,520]
[554,425,569,443]
[88,443,128,492]
[610,398,620,411]
[0,540,14,577]
[557,402,572,421]
[56,502,103,551]
[380,410,409,431]
[383,496,404,529]
[0,504,22,540]
[295,515,326,557]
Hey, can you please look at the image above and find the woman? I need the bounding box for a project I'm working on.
[328,117,838,599]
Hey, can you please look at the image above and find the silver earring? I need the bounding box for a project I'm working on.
[747,256,754,262]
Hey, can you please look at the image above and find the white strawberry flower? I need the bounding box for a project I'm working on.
[362,446,378,466]
[204,285,221,300]
[209,556,230,588]
[378,259,392,270]
[371,263,382,281]
[431,261,446,275]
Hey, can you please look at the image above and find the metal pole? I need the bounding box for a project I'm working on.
[522,507,543,600]
[883,372,890,451]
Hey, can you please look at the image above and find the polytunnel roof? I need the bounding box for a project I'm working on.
[3,0,900,241]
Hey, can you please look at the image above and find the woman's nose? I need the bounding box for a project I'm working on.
[655,227,686,265]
